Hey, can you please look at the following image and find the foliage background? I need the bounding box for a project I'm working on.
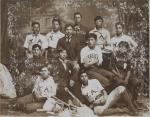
[5,0,149,96]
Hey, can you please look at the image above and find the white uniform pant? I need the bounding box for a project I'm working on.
[94,86,126,115]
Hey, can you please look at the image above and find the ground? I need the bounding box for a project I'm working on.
[0,96,149,117]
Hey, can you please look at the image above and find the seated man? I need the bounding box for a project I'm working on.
[80,33,118,91]
[55,48,73,102]
[10,65,57,112]
[57,24,80,96]
[17,44,47,96]
[79,71,137,115]
[110,41,142,107]
[55,48,85,104]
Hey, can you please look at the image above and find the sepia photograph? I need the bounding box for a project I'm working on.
[0,0,149,116]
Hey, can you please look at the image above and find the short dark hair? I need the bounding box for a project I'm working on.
[32,44,41,50]
[58,47,67,53]
[79,69,87,76]
[94,16,103,22]
[118,41,129,49]
[39,64,48,71]
[74,12,82,18]
[64,24,73,30]
[87,33,97,40]
[52,18,61,25]
[115,22,124,29]
[31,21,40,27]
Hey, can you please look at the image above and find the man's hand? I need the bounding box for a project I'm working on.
[84,59,99,68]
[88,96,95,103]
[95,96,106,105]
[72,61,80,70]
[69,80,75,87]
[73,63,80,70]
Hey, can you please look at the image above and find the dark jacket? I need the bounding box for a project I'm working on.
[73,24,88,49]
[57,34,80,61]
[56,59,72,87]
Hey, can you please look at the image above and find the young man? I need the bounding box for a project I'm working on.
[24,44,46,73]
[54,48,74,103]
[80,71,137,115]
[55,48,85,104]
[18,44,47,96]
[80,33,117,90]
[57,24,80,62]
[24,22,48,58]
[111,22,137,50]
[73,12,88,48]
[57,24,80,87]
[10,65,57,112]
[110,41,141,107]
[46,19,65,58]
[89,16,110,48]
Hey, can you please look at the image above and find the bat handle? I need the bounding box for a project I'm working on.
[64,87,83,107]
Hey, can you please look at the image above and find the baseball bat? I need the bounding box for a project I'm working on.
[64,87,83,106]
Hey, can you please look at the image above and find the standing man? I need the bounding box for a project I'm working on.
[90,16,110,48]
[24,22,48,58]
[57,24,80,71]
[73,12,88,48]
[111,22,137,50]
[46,19,65,58]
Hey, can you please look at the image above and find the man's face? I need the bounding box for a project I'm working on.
[95,19,103,28]
[88,37,96,48]
[32,47,41,57]
[80,73,88,85]
[116,24,123,36]
[65,26,73,36]
[52,21,60,32]
[119,45,128,53]
[32,24,40,35]
[40,67,49,79]
[59,50,67,60]
[74,14,82,24]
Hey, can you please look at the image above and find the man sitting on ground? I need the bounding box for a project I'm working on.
[79,71,138,115]
[10,65,57,112]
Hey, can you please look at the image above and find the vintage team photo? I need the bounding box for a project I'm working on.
[0,0,149,116]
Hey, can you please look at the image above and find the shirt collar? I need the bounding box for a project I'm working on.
[52,30,61,34]
[40,75,52,82]
[65,35,72,41]
[87,45,96,50]
[115,33,124,38]
[81,80,89,89]
[59,58,66,63]
[32,33,40,37]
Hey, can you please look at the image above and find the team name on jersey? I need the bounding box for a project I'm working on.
[87,53,98,60]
